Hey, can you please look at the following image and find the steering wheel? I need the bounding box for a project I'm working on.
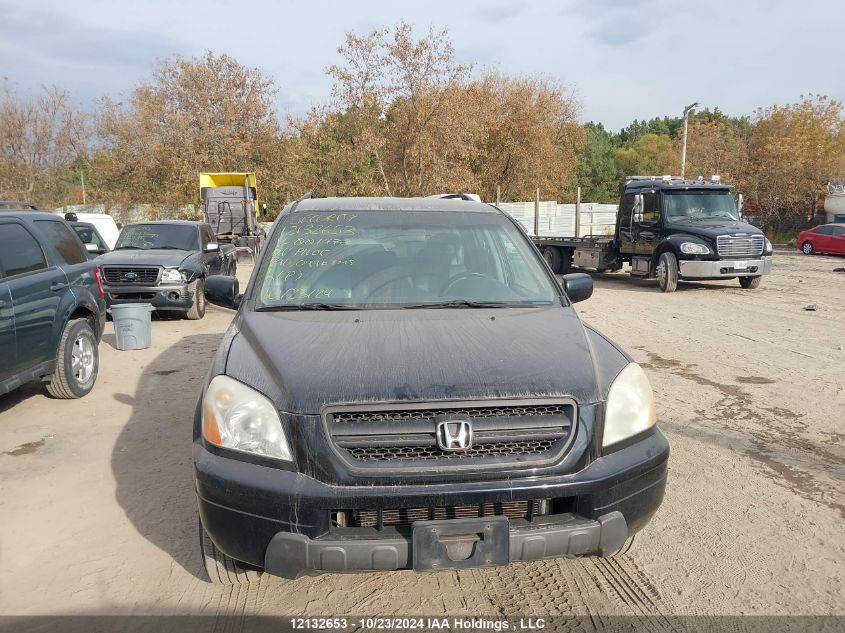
[351,266,416,301]
[441,272,489,295]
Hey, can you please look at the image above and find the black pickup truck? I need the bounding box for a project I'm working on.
[532,176,773,292]
[99,221,236,320]
[0,211,106,398]
[193,196,668,585]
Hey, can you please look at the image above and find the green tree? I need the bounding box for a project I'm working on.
[575,122,620,202]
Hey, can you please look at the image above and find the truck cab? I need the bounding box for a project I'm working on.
[612,176,772,291]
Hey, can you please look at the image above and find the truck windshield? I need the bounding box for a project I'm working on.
[115,224,199,250]
[664,190,739,222]
[257,210,558,309]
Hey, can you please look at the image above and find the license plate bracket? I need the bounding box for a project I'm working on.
[412,516,509,571]
[733,260,748,270]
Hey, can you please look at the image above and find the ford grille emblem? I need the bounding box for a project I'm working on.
[122,272,138,282]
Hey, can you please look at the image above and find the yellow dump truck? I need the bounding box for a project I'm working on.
[199,172,266,254]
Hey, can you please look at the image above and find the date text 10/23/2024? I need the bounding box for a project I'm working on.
[289,617,547,631]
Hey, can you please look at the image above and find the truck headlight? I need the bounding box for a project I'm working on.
[202,375,292,461]
[680,242,710,255]
[764,239,773,254]
[603,363,656,449]
[161,268,185,282]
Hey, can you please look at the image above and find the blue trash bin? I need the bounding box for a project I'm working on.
[109,304,154,350]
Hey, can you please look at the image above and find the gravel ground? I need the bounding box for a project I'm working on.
[0,253,842,622]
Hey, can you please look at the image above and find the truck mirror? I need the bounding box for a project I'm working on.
[737,194,744,219]
[261,203,268,219]
[632,194,644,223]
[561,273,593,304]
[205,275,241,310]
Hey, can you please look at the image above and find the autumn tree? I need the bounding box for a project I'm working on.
[614,133,678,178]
[679,120,749,185]
[745,95,845,230]
[94,51,281,214]
[0,83,90,206]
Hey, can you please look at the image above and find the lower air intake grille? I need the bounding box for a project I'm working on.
[342,500,545,528]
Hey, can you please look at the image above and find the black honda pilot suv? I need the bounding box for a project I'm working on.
[194,196,669,584]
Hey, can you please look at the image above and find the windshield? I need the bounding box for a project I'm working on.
[258,210,558,309]
[114,224,199,250]
[664,190,739,222]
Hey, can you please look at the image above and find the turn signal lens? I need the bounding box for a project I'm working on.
[201,375,292,461]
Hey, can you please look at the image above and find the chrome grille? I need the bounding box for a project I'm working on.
[716,234,764,258]
[325,400,576,470]
[102,266,161,285]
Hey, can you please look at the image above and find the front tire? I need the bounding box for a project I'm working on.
[801,241,815,255]
[186,278,206,320]
[656,252,678,293]
[47,318,99,399]
[199,519,262,585]
[739,276,762,289]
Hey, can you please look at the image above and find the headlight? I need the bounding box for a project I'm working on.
[161,268,185,282]
[202,375,292,461]
[680,242,710,255]
[764,238,773,254]
[603,363,656,449]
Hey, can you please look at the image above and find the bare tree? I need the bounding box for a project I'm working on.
[0,83,90,205]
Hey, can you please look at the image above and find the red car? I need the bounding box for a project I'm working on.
[797,223,845,255]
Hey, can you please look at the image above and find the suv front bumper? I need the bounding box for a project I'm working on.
[105,282,193,311]
[679,255,772,278]
[194,428,669,579]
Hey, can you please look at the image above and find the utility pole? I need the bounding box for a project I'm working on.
[680,101,699,179]
[80,170,86,204]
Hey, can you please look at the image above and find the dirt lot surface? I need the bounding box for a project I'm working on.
[1,253,843,621]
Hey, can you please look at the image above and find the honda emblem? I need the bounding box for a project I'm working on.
[436,419,473,451]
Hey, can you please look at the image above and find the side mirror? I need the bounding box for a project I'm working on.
[632,194,644,223]
[561,272,593,304]
[737,193,744,219]
[204,242,219,252]
[261,203,268,219]
[85,243,99,253]
[205,275,241,310]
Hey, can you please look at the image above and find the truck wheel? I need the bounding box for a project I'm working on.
[47,318,99,399]
[186,278,206,320]
[656,252,678,293]
[739,276,762,289]
[801,241,814,255]
[199,519,262,585]
[542,247,562,274]
[229,258,237,276]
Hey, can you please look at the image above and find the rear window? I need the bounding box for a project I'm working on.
[35,220,87,264]
[0,223,48,278]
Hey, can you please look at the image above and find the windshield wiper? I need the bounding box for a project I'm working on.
[115,245,142,250]
[154,246,184,250]
[402,300,516,309]
[258,303,362,311]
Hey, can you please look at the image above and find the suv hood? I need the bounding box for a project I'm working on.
[99,249,193,268]
[224,307,603,414]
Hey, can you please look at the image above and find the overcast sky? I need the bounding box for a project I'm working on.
[2,0,843,130]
